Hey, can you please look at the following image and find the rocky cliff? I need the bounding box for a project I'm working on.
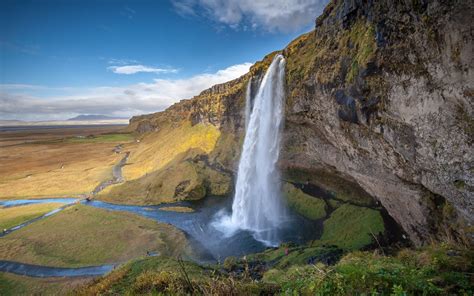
[109,0,472,246]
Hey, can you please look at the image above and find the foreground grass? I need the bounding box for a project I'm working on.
[76,256,277,296]
[0,203,64,230]
[266,246,473,295]
[0,205,189,267]
[0,272,92,296]
[77,244,473,295]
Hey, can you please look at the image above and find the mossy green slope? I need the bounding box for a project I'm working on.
[282,182,326,220]
[321,204,384,250]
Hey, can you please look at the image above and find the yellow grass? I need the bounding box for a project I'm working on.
[0,203,64,230]
[159,206,195,213]
[123,122,220,180]
[0,205,189,267]
[0,142,122,199]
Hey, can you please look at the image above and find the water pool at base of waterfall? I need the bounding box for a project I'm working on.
[84,196,323,263]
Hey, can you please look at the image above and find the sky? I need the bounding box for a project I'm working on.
[0,0,329,121]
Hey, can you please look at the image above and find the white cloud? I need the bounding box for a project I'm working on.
[108,64,178,75]
[172,0,329,32]
[107,58,140,65]
[0,62,252,121]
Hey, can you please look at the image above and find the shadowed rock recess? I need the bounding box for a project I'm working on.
[108,0,472,246]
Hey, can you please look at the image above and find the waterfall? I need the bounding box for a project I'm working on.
[244,77,252,130]
[214,54,288,246]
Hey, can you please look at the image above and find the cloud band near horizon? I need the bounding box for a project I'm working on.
[0,62,252,121]
[108,64,178,75]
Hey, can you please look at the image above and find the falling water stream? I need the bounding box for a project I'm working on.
[214,54,289,246]
[244,77,252,130]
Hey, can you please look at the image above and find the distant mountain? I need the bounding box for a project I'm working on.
[68,115,127,121]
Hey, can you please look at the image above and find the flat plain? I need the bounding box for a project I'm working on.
[0,126,133,199]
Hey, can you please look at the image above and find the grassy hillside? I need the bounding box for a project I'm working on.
[123,122,220,181]
[0,205,190,267]
[0,202,64,230]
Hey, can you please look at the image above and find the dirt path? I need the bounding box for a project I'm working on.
[91,151,129,196]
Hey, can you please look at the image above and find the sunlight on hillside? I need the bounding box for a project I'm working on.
[123,122,220,180]
[0,142,121,199]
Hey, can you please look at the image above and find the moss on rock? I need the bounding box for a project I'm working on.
[284,168,376,207]
[321,204,384,250]
[282,182,326,220]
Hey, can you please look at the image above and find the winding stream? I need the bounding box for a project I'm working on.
[0,198,78,238]
[0,196,321,277]
[84,197,321,262]
[0,149,322,278]
[0,260,114,278]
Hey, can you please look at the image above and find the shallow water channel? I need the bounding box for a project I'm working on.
[0,196,322,277]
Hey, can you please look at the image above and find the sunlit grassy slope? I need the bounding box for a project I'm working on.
[0,132,129,199]
[0,205,189,267]
[98,148,231,205]
[0,203,64,230]
[123,122,220,181]
[97,121,228,205]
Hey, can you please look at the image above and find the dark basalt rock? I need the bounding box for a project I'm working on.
[335,90,358,123]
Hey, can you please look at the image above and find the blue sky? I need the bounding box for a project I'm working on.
[0,0,328,120]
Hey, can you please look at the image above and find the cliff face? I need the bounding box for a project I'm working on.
[122,0,472,246]
[280,0,473,245]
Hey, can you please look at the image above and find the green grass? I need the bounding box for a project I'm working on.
[271,246,474,295]
[345,20,376,82]
[0,273,25,296]
[248,244,342,270]
[321,204,384,250]
[0,272,90,296]
[0,205,190,267]
[0,203,64,230]
[77,245,474,296]
[282,182,326,220]
[66,133,134,143]
[77,256,279,295]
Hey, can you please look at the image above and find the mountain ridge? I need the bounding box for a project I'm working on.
[68,115,128,121]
